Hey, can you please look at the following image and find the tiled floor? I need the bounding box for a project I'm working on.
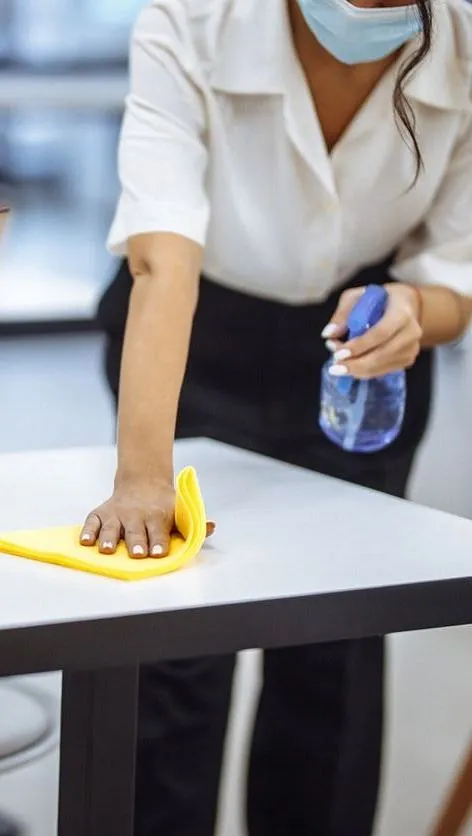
[0,334,471,836]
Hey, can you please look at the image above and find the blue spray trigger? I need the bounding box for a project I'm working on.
[334,285,389,395]
[347,284,389,339]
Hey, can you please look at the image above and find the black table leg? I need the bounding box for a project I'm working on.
[58,665,139,836]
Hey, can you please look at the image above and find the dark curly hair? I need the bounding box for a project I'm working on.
[393,0,433,183]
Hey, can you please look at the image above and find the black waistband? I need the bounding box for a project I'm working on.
[97,255,397,338]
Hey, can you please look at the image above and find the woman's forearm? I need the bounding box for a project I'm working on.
[115,234,202,486]
[414,284,472,348]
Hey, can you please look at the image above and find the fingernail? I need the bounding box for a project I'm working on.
[329,364,348,377]
[151,545,164,557]
[102,541,113,550]
[81,533,92,543]
[322,323,339,339]
[334,348,352,362]
[325,339,337,353]
[132,545,145,556]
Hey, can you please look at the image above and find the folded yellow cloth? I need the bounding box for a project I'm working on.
[0,467,207,581]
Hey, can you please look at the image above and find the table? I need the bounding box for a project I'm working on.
[0,439,471,836]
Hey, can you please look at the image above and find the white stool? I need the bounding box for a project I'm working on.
[0,681,60,834]
[0,682,58,773]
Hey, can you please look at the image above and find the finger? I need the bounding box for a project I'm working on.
[206,521,216,538]
[123,518,149,559]
[98,518,122,554]
[146,516,172,559]
[80,513,101,546]
[334,332,419,379]
[322,287,365,340]
[339,305,409,360]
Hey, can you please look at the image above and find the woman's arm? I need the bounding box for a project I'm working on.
[81,232,202,558]
[117,232,202,486]
[81,4,210,557]
[392,110,472,348]
[325,110,472,374]
[415,284,472,348]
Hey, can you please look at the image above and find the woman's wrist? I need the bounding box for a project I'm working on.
[404,283,424,330]
[402,283,471,348]
[115,452,174,492]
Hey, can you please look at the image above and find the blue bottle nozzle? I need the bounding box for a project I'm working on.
[335,285,389,395]
[347,285,389,339]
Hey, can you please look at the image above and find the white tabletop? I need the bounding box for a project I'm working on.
[0,440,471,673]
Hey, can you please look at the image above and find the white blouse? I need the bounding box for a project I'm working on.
[108,0,472,305]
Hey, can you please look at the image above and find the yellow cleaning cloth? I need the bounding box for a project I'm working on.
[0,467,207,581]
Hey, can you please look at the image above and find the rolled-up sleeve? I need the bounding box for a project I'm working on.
[391,113,472,296]
[107,1,209,255]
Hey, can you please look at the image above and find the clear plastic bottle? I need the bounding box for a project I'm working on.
[319,285,406,453]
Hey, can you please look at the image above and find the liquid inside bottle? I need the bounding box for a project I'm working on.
[319,367,406,453]
[319,284,407,454]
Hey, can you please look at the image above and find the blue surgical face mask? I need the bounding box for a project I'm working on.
[297,0,422,65]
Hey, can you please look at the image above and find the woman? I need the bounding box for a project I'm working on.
[86,1,472,834]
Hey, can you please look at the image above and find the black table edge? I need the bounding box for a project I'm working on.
[1,576,471,677]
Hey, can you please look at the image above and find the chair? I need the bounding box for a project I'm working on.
[430,741,472,836]
[0,680,60,835]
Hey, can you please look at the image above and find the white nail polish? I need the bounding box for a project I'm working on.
[132,545,145,556]
[81,533,92,543]
[334,348,352,362]
[151,545,164,557]
[321,323,338,339]
[325,340,337,353]
[102,541,113,550]
[329,364,348,377]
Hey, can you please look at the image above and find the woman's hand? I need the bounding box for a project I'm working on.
[80,477,176,558]
[80,477,216,559]
[322,283,423,379]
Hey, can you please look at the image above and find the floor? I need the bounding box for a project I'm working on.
[0,333,471,836]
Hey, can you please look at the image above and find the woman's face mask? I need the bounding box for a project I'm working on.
[297,0,423,64]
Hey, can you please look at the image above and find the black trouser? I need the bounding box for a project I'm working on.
[0,815,21,836]
[98,260,433,836]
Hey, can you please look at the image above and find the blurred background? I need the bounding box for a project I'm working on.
[0,2,472,836]
[0,0,142,328]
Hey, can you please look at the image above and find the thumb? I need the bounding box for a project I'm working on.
[321,287,365,340]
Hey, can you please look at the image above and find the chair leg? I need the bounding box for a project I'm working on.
[430,743,472,836]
